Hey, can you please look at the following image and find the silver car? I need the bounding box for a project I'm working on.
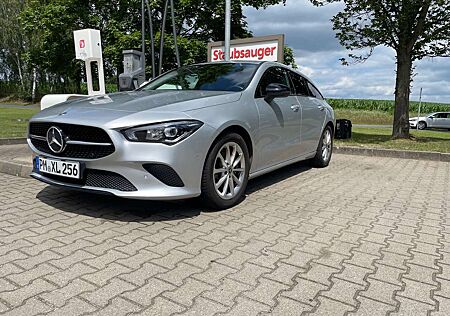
[409,112,450,130]
[28,61,335,209]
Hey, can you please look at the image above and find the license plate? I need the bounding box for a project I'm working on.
[35,157,81,179]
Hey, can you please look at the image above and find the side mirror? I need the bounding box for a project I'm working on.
[265,83,291,102]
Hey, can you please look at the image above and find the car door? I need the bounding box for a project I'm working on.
[254,66,301,169]
[431,113,446,128]
[293,77,326,154]
[445,113,450,128]
[440,113,450,128]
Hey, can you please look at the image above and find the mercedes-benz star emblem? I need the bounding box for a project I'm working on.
[46,126,66,153]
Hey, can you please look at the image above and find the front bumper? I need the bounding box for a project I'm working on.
[409,121,418,128]
[28,124,215,200]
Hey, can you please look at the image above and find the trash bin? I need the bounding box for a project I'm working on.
[335,119,352,139]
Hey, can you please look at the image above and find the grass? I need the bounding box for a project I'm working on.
[328,98,450,114]
[1,99,449,154]
[334,109,393,125]
[335,127,450,153]
[0,97,33,106]
[334,108,450,125]
[0,108,39,138]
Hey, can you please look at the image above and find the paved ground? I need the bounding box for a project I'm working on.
[0,144,32,165]
[0,154,449,315]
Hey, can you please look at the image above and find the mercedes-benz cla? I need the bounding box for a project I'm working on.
[28,61,335,209]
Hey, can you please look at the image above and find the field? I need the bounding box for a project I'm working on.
[331,99,450,125]
[335,127,450,153]
[334,109,392,125]
[1,99,449,153]
[331,99,450,153]
[328,98,450,114]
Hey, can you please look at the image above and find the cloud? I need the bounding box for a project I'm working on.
[245,0,343,53]
[244,1,450,104]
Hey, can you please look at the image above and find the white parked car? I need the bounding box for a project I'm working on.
[409,112,450,130]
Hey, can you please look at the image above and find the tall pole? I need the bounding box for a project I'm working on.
[141,0,146,80]
[417,87,423,131]
[159,0,169,75]
[170,0,181,67]
[145,0,156,78]
[224,0,231,61]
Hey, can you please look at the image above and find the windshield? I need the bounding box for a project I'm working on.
[140,63,259,92]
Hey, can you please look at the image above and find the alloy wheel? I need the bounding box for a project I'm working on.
[213,141,246,200]
[321,129,332,162]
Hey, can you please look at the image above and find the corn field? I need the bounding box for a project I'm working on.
[327,99,450,114]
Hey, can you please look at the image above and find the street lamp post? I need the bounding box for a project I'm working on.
[224,0,231,61]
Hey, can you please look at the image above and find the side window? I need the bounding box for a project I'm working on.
[255,67,292,98]
[289,72,310,96]
[307,82,324,100]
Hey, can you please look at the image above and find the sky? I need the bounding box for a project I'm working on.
[244,0,450,103]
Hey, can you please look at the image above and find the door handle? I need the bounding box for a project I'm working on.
[291,104,300,112]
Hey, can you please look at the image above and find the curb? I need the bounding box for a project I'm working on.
[0,138,27,145]
[334,146,450,162]
[0,147,448,180]
[0,160,32,178]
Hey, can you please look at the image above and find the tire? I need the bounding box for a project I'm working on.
[201,133,250,210]
[418,121,427,130]
[311,125,333,168]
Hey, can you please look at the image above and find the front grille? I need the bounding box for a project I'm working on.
[85,170,137,192]
[29,122,115,159]
[39,169,137,192]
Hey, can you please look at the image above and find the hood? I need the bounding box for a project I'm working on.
[38,90,240,114]
[409,116,428,121]
[31,90,242,127]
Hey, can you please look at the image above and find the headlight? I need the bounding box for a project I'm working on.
[122,120,203,145]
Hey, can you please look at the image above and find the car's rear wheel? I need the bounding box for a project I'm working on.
[418,121,427,130]
[311,125,333,168]
[201,133,250,209]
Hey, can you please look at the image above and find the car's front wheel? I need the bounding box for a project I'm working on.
[201,133,250,209]
[418,121,427,130]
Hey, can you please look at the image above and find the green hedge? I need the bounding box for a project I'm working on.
[327,98,450,114]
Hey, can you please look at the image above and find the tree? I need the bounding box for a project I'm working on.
[10,0,291,99]
[310,0,450,139]
[0,0,26,85]
[19,0,288,79]
[283,46,297,69]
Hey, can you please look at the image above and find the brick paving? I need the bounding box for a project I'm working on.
[0,154,449,315]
